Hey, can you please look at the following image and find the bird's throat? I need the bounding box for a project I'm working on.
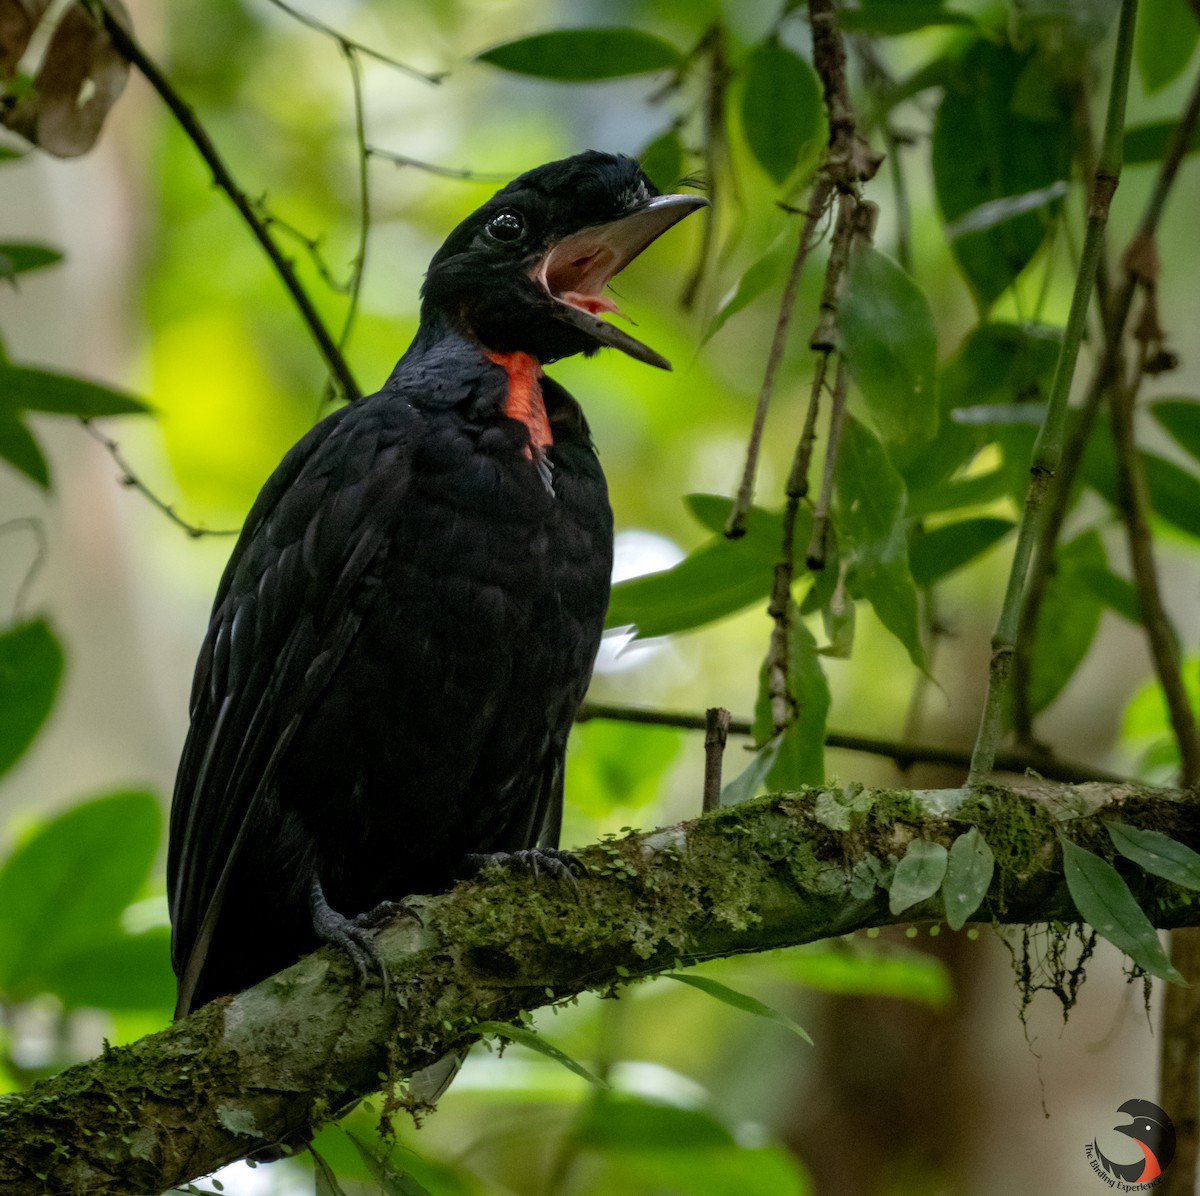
[486,350,552,459]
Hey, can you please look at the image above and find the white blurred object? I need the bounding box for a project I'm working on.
[594,529,684,676]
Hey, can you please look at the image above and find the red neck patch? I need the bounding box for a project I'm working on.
[485,350,552,459]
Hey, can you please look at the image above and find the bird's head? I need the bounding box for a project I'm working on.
[421,150,706,370]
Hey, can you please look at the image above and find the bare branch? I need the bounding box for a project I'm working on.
[82,422,239,539]
[701,706,731,812]
[365,146,512,182]
[263,0,445,83]
[574,702,1130,784]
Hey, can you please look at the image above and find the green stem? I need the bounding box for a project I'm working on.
[968,0,1138,783]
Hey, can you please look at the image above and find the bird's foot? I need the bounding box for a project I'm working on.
[309,876,390,996]
[464,846,588,887]
[352,898,417,931]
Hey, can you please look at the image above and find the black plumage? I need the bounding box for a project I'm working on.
[168,151,704,1018]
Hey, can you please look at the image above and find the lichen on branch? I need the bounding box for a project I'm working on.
[1,780,1198,1194]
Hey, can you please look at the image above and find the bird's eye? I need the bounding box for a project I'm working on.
[487,210,524,242]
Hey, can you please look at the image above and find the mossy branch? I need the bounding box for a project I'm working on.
[3,780,1200,1194]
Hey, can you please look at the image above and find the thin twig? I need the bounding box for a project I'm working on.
[805,352,850,569]
[806,200,877,569]
[573,702,1129,784]
[680,24,728,311]
[739,0,885,749]
[82,422,239,539]
[252,204,351,293]
[96,4,362,403]
[365,146,511,182]
[809,0,885,187]
[702,707,731,812]
[313,41,372,414]
[0,517,48,616]
[1110,346,1200,783]
[263,0,445,83]
[969,0,1138,783]
[1013,62,1200,739]
[724,177,833,539]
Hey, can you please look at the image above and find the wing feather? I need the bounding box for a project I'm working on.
[168,398,403,1014]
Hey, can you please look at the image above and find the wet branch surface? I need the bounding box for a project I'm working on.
[3,780,1199,1194]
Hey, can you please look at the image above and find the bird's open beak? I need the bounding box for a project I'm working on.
[532,193,708,370]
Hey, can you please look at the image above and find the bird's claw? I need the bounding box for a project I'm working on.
[352,898,415,930]
[310,876,391,997]
[464,846,587,890]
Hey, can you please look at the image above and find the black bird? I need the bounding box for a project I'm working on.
[1094,1099,1176,1183]
[168,151,705,1021]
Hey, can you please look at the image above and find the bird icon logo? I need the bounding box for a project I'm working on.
[1089,1099,1176,1186]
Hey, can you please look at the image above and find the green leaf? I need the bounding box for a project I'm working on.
[902,321,1061,494]
[837,418,926,670]
[1059,834,1184,982]
[1142,453,1200,539]
[346,1133,434,1196]
[1124,120,1200,165]
[607,502,810,639]
[719,736,781,806]
[605,541,770,638]
[837,414,905,541]
[1136,0,1199,93]
[943,181,1069,239]
[568,720,683,816]
[1151,398,1200,464]
[739,39,823,185]
[0,413,49,487]
[1079,561,1140,623]
[684,492,742,534]
[1106,821,1200,891]
[1024,530,1106,714]
[579,1095,734,1151]
[0,791,161,998]
[475,1020,610,1088]
[942,827,995,930]
[838,244,938,444]
[767,943,952,1007]
[905,468,1011,518]
[0,243,63,282]
[703,239,792,344]
[888,839,948,915]
[663,973,813,1043]
[750,612,830,788]
[638,127,684,192]
[476,29,681,80]
[1084,433,1200,540]
[313,1149,351,1196]
[0,147,26,163]
[838,5,977,34]
[909,517,1014,587]
[0,362,148,417]
[0,618,64,778]
[931,39,1072,308]
[44,928,174,1011]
